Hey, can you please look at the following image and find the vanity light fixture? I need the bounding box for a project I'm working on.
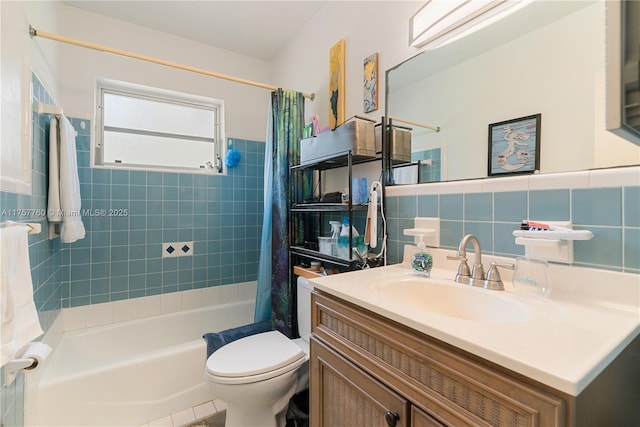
[409,0,532,49]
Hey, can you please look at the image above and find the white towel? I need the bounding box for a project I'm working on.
[393,164,418,185]
[47,115,85,243]
[0,226,44,367]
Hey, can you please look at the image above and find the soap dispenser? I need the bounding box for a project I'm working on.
[411,234,433,277]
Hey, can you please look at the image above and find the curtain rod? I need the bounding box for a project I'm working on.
[388,115,440,132]
[29,26,315,101]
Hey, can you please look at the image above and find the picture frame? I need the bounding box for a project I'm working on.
[363,53,378,113]
[329,39,345,129]
[488,114,541,176]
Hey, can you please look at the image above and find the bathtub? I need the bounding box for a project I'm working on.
[30,299,254,426]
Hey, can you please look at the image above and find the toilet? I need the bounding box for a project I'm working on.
[204,277,314,427]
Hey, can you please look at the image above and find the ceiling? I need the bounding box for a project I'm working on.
[62,1,327,61]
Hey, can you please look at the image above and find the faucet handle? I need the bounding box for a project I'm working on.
[483,262,515,290]
[447,255,471,284]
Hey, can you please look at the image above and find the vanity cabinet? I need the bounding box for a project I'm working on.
[312,337,409,426]
[310,290,639,427]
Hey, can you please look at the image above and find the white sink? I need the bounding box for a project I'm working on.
[369,276,531,323]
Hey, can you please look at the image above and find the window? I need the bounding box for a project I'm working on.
[95,79,224,172]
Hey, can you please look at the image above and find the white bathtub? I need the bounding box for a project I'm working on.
[30,299,254,426]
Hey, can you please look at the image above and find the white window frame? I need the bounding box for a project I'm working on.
[94,78,225,174]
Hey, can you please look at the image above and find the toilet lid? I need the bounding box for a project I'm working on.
[206,331,305,378]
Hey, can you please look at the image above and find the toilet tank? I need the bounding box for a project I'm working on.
[296,277,314,342]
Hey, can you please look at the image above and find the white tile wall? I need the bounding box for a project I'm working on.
[193,401,216,421]
[481,175,530,192]
[171,408,196,427]
[142,399,225,427]
[60,282,255,332]
[388,166,640,195]
[85,302,113,328]
[138,295,162,319]
[529,170,590,190]
[160,293,182,314]
[590,166,640,187]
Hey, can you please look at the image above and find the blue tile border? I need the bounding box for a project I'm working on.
[387,179,637,272]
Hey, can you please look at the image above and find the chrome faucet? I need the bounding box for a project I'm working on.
[447,234,485,286]
[447,234,514,290]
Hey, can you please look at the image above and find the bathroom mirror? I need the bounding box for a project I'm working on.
[606,0,640,144]
[386,0,640,185]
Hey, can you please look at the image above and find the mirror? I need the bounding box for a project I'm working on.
[606,0,640,143]
[386,1,640,184]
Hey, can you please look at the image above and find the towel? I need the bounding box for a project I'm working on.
[203,320,273,358]
[393,164,418,185]
[0,226,44,367]
[47,115,85,243]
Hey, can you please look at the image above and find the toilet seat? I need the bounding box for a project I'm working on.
[205,331,306,385]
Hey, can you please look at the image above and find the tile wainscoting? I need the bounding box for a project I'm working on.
[385,166,639,273]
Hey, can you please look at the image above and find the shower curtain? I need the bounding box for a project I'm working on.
[255,89,310,337]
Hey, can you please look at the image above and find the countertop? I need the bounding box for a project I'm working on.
[309,253,639,396]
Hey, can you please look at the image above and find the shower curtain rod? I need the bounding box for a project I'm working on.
[388,115,440,132]
[29,26,315,100]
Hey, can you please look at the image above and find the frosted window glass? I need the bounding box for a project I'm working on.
[103,131,214,169]
[95,79,224,172]
[104,93,215,138]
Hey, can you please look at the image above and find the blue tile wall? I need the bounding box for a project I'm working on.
[62,124,265,307]
[1,73,63,427]
[386,185,640,273]
[413,148,441,182]
[1,73,266,427]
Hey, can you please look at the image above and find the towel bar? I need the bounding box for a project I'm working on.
[1,221,42,234]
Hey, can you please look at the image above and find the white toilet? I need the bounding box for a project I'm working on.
[205,277,314,427]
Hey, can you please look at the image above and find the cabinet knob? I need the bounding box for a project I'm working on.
[385,411,400,426]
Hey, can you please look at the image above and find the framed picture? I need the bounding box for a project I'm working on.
[363,53,378,113]
[488,114,541,176]
[329,39,345,129]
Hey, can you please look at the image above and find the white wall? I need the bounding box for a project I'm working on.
[272,1,639,185]
[0,1,60,193]
[1,1,273,193]
[271,1,424,127]
[52,4,272,143]
[271,1,424,193]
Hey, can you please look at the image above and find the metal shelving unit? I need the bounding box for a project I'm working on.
[289,118,388,277]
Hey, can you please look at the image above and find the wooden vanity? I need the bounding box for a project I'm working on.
[310,290,639,427]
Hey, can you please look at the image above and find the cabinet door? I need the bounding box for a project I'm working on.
[411,406,447,427]
[310,337,409,427]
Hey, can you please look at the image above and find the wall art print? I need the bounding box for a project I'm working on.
[363,52,378,113]
[488,113,541,176]
[329,39,345,129]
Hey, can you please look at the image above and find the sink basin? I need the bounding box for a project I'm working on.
[369,276,531,323]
